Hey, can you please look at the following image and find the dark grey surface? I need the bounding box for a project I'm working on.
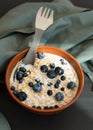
[0,0,93,18]
[0,74,93,130]
[71,0,93,9]
[0,0,93,130]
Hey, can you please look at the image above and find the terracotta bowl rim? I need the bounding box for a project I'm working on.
[5,46,84,114]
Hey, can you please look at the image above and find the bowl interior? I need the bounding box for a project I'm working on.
[5,46,84,114]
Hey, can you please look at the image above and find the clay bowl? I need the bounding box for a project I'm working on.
[5,46,84,115]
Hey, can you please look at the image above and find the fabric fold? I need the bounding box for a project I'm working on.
[0,0,93,86]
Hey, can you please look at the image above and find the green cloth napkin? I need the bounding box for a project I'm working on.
[0,112,11,130]
[0,0,93,86]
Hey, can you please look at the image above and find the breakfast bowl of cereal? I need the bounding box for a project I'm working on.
[5,46,84,114]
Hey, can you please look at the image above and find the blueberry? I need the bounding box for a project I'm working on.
[28,82,33,87]
[54,80,61,89]
[54,105,59,108]
[16,71,24,80]
[47,90,53,96]
[32,105,36,108]
[37,52,45,59]
[15,91,27,101]
[33,83,42,92]
[19,67,26,72]
[67,82,76,89]
[60,59,65,65]
[60,59,64,62]
[40,65,48,73]
[56,79,61,84]
[61,76,66,81]
[54,83,59,89]
[11,86,15,91]
[55,92,64,101]
[55,67,64,75]
[35,78,40,83]
[47,70,56,79]
[50,63,55,69]
[37,106,41,109]
[61,87,64,91]
[44,106,49,109]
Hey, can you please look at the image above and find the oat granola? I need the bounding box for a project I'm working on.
[10,52,79,109]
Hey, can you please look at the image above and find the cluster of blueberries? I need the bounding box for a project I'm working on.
[38,52,76,101]
[28,78,43,92]
[38,52,66,81]
[11,66,29,101]
[11,52,77,109]
[11,86,27,101]
[37,52,66,101]
[32,105,59,109]
[16,66,28,83]
[28,79,64,102]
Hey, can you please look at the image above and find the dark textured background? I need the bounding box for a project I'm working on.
[0,0,93,18]
[0,0,93,130]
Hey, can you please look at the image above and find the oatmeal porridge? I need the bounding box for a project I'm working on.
[10,52,79,109]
